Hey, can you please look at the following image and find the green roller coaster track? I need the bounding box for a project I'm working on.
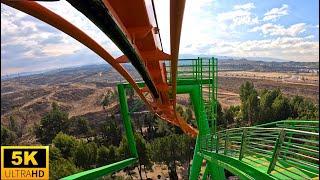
[63,58,319,180]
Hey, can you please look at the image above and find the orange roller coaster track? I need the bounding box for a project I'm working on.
[2,1,319,180]
[1,0,197,136]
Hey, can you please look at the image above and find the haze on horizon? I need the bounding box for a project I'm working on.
[1,0,319,75]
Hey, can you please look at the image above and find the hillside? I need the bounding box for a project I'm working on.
[1,60,319,143]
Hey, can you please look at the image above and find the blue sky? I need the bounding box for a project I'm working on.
[1,0,319,75]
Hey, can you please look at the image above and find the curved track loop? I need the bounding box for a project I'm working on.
[1,0,198,137]
[1,0,154,110]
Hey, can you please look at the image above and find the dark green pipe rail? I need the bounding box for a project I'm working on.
[62,158,137,180]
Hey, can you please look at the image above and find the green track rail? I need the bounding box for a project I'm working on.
[64,58,319,180]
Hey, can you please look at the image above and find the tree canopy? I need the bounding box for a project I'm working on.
[35,102,70,144]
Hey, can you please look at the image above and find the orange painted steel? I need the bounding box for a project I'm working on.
[105,0,188,130]
[170,0,186,108]
[2,0,197,136]
[104,0,168,101]
[169,0,188,135]
[1,0,152,110]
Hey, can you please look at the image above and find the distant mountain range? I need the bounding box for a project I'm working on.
[2,55,318,79]
[179,54,303,62]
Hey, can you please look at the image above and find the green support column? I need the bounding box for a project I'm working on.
[177,84,224,180]
[117,84,138,158]
[177,84,205,180]
[202,164,210,180]
[208,162,225,180]
[190,136,205,180]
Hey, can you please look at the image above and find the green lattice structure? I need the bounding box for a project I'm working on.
[64,58,319,180]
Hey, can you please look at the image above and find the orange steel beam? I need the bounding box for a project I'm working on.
[104,0,168,103]
[2,0,197,136]
[1,0,153,109]
[101,0,160,98]
[105,0,177,124]
[170,0,186,107]
[168,0,198,136]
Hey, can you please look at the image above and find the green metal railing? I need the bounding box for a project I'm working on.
[64,57,319,180]
[255,120,319,132]
[166,57,218,133]
[199,120,319,179]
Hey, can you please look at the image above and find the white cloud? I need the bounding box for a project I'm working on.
[1,2,122,59]
[217,2,258,28]
[250,23,306,37]
[1,0,319,76]
[186,36,318,61]
[263,4,289,21]
[155,1,318,62]
[234,3,255,11]
[305,35,315,39]
[154,0,231,54]
[39,1,122,56]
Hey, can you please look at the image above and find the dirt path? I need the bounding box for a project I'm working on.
[68,87,117,118]
[218,89,240,109]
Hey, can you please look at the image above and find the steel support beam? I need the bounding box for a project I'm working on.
[1,0,154,111]
[67,0,159,98]
[118,84,139,158]
[170,0,186,106]
[176,84,224,179]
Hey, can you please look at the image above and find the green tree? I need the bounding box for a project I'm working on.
[259,89,281,123]
[289,95,304,118]
[135,133,152,179]
[117,136,135,177]
[101,90,114,111]
[247,91,260,125]
[239,81,259,125]
[49,146,63,162]
[271,95,291,121]
[105,145,117,165]
[73,141,97,169]
[150,134,194,180]
[100,117,122,146]
[52,132,78,159]
[49,143,81,179]
[239,81,255,102]
[145,114,158,140]
[50,158,81,180]
[216,101,225,127]
[97,145,119,167]
[155,119,174,137]
[35,102,70,144]
[8,115,18,133]
[1,126,17,145]
[296,99,318,119]
[224,106,235,126]
[76,117,90,136]
[117,133,152,179]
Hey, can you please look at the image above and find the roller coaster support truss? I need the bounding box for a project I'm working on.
[63,77,222,179]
